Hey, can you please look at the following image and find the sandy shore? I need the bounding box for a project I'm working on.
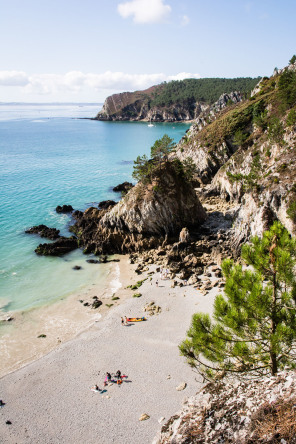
[0,256,134,378]
[0,259,219,444]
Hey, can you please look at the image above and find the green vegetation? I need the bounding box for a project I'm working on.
[277,69,296,110]
[127,278,147,290]
[150,78,260,107]
[289,55,296,65]
[268,117,285,143]
[286,108,296,127]
[112,296,120,301]
[38,334,47,338]
[287,200,296,223]
[180,222,296,380]
[133,293,142,298]
[106,304,114,308]
[132,135,197,185]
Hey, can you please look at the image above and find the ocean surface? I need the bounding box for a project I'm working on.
[0,104,190,313]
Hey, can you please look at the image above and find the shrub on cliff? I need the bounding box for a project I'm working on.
[132,134,196,184]
[180,222,296,380]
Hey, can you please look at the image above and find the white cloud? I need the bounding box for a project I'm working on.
[0,70,201,99]
[181,15,190,26]
[0,71,29,86]
[168,72,200,81]
[117,0,171,24]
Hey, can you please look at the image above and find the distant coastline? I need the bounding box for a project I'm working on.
[0,102,103,106]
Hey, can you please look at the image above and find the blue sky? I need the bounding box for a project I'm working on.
[0,0,295,102]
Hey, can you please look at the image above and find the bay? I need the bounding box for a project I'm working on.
[0,104,190,313]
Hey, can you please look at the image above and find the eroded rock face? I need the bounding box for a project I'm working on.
[101,163,206,236]
[71,162,206,254]
[96,91,243,123]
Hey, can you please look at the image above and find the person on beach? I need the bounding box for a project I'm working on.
[91,384,101,392]
[124,316,128,325]
[106,372,111,384]
[156,280,158,287]
[116,370,121,380]
[121,317,124,326]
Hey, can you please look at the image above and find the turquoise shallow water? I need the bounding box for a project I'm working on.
[0,104,189,313]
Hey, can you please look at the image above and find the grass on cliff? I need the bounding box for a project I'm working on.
[191,68,296,153]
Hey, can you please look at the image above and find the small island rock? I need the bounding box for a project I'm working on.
[56,205,73,213]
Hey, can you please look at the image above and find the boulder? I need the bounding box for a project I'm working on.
[92,299,102,309]
[179,227,190,243]
[113,182,133,193]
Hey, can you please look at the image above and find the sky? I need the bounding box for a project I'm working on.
[0,0,295,103]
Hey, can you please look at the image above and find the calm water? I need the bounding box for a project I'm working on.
[0,104,189,313]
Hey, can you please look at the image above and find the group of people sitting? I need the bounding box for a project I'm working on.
[91,370,124,392]
[105,370,123,385]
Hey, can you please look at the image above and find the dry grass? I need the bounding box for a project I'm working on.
[247,398,296,443]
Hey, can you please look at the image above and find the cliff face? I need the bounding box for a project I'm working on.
[96,91,243,122]
[174,62,296,249]
[72,162,206,255]
[100,162,206,234]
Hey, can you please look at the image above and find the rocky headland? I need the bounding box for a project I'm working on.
[95,77,259,122]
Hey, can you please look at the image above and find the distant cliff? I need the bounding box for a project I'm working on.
[95,77,260,122]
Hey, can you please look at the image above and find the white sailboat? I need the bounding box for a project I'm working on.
[148,117,154,127]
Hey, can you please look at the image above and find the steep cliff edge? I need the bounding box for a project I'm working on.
[95,77,259,122]
[175,60,296,249]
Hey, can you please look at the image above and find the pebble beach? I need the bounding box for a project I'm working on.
[0,257,220,444]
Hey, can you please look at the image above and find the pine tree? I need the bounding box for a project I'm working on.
[150,134,175,162]
[179,222,296,380]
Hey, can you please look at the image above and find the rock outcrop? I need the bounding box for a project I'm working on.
[71,161,206,255]
[25,225,60,240]
[55,205,73,213]
[35,237,78,256]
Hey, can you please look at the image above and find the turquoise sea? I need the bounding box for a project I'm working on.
[0,104,190,313]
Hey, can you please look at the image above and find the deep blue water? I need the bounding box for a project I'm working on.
[0,104,189,312]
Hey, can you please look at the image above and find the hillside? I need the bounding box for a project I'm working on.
[175,60,296,252]
[95,77,260,122]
